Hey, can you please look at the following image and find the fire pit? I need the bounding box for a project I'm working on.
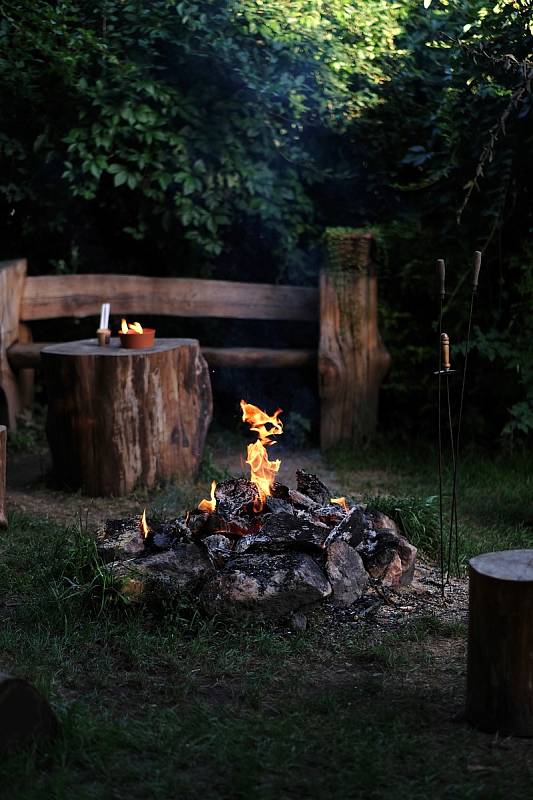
[97,402,417,618]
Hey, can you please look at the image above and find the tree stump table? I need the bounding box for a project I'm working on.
[467,550,533,736]
[41,338,212,496]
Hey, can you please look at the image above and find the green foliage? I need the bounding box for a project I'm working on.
[0,0,402,273]
[366,494,441,559]
[0,0,531,438]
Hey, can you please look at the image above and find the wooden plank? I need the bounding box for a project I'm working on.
[318,235,390,449]
[0,426,6,529]
[8,342,317,370]
[0,259,28,428]
[20,275,319,323]
[202,347,316,369]
[7,342,45,369]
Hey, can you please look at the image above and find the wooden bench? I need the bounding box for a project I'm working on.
[0,232,390,450]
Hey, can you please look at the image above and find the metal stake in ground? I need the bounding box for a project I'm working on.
[436,258,446,595]
[435,329,456,591]
[447,251,482,579]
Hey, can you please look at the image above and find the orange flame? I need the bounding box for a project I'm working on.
[198,480,217,513]
[140,508,150,538]
[240,400,283,512]
[120,318,144,334]
[331,497,349,512]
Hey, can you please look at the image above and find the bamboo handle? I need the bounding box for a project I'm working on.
[437,259,445,299]
[473,251,482,290]
[441,333,450,371]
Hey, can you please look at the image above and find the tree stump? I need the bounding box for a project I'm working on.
[42,338,212,496]
[466,550,533,736]
[0,672,58,752]
[0,425,6,529]
[319,231,391,449]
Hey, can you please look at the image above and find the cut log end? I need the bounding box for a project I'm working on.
[0,673,58,753]
[467,550,533,736]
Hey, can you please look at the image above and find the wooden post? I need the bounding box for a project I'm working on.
[319,230,390,450]
[0,672,58,752]
[42,338,212,496]
[467,550,533,736]
[0,426,6,529]
[0,259,28,428]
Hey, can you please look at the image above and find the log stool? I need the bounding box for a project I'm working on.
[466,550,533,736]
[42,338,212,496]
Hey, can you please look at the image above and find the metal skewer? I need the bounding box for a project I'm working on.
[446,251,482,579]
[436,259,446,596]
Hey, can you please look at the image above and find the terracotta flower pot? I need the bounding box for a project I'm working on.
[119,328,156,349]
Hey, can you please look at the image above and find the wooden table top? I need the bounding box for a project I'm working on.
[41,338,200,357]
[469,549,533,582]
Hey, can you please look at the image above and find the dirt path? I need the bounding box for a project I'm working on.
[6,444,392,530]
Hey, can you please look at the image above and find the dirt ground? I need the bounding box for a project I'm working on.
[5,444,391,530]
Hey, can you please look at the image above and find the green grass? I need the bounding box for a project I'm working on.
[1,445,533,799]
[330,440,533,569]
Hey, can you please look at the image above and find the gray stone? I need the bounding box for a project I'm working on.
[289,611,308,632]
[200,552,332,617]
[366,509,400,535]
[326,541,369,606]
[358,529,417,587]
[296,469,332,506]
[110,544,214,600]
[203,534,232,569]
[324,505,370,549]
[96,517,145,562]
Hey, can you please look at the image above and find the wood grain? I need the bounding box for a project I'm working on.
[0,259,27,428]
[20,275,318,322]
[41,339,212,496]
[318,246,390,449]
[467,550,533,736]
[9,342,316,370]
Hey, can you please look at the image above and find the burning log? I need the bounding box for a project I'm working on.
[234,511,330,554]
[296,469,333,506]
[41,338,212,496]
[95,401,418,617]
[214,478,260,519]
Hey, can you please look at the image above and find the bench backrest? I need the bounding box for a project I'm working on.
[20,274,318,323]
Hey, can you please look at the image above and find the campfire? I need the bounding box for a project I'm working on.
[97,401,417,619]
